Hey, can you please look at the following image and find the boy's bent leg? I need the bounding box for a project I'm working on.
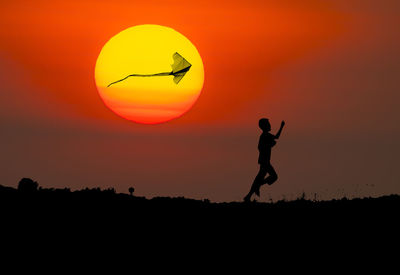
[264,164,278,185]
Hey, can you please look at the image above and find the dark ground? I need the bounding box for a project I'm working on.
[1,182,399,264]
[2,183,399,230]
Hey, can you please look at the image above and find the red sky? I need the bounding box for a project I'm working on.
[0,0,399,201]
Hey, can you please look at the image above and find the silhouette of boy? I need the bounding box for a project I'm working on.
[244,118,285,202]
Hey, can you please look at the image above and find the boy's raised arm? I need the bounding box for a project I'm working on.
[274,121,285,139]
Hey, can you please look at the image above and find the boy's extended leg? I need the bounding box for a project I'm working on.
[244,165,267,201]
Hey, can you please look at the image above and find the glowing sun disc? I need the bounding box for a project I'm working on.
[95,24,204,124]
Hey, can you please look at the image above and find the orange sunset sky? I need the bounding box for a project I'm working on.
[0,0,399,201]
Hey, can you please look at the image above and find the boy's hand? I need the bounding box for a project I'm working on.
[281,120,285,127]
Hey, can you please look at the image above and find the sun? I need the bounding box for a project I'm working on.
[95,24,204,124]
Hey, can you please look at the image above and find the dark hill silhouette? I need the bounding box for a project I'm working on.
[1,181,399,228]
[1,180,399,263]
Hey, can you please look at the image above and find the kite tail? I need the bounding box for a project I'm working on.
[107,72,172,87]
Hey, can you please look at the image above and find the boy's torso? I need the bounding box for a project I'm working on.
[258,132,275,164]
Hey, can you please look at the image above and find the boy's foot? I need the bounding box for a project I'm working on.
[243,195,251,202]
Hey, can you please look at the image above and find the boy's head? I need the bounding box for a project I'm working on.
[258,118,271,132]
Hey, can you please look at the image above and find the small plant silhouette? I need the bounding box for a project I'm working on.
[129,187,135,196]
[18,178,38,193]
